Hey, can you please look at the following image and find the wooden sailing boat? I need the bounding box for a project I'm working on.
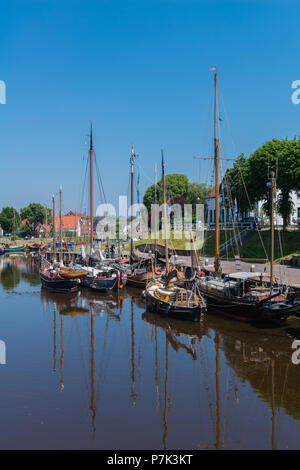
[144,151,206,322]
[39,187,81,292]
[81,124,126,292]
[124,145,158,288]
[196,68,300,322]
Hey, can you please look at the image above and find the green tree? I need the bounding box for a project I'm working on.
[226,154,251,218]
[247,138,300,228]
[20,203,51,230]
[143,174,190,211]
[0,207,20,234]
[187,182,212,205]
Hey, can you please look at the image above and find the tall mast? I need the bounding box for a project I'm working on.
[59,186,63,263]
[269,172,275,285]
[52,195,55,258]
[45,206,48,244]
[162,150,169,272]
[214,70,221,275]
[90,123,94,252]
[130,145,136,260]
[154,163,158,272]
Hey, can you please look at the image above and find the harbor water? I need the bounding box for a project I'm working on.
[0,254,300,449]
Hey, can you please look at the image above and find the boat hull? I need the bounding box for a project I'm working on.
[144,291,203,322]
[198,288,298,323]
[40,272,79,292]
[126,272,156,288]
[82,276,120,292]
[4,246,25,253]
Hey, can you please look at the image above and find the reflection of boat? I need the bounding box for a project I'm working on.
[60,306,89,316]
[40,287,79,307]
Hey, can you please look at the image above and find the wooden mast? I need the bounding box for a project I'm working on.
[154,163,158,272]
[213,70,221,275]
[130,145,136,261]
[52,195,56,259]
[269,172,275,285]
[89,123,94,253]
[162,150,169,273]
[59,186,63,263]
[45,206,48,244]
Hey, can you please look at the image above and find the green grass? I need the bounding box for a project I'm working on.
[127,229,300,261]
[236,230,300,261]
[127,230,236,254]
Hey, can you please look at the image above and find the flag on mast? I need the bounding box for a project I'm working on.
[210,66,216,71]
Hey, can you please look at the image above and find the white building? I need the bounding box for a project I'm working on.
[205,184,300,228]
[257,190,300,226]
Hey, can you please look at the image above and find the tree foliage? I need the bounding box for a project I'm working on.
[20,203,51,230]
[246,138,300,227]
[143,174,212,214]
[0,207,20,234]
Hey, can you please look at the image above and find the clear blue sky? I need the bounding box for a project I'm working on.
[1,0,300,214]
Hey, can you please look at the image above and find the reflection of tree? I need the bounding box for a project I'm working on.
[216,324,300,422]
[21,268,40,286]
[0,263,21,291]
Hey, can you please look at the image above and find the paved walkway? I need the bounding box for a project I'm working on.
[169,255,300,287]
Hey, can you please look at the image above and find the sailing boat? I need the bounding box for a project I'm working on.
[122,145,159,288]
[144,151,206,322]
[196,68,300,322]
[80,124,126,292]
[39,187,81,292]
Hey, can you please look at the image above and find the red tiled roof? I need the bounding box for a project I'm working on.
[205,189,216,199]
[54,216,79,231]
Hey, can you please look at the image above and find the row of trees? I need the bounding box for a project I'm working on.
[143,174,212,215]
[0,203,52,236]
[142,138,300,229]
[227,138,300,228]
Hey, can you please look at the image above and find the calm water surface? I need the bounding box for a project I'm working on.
[0,255,300,449]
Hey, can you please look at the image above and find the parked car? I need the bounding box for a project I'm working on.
[240,217,262,229]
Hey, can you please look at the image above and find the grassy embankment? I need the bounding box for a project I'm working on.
[128,229,300,261]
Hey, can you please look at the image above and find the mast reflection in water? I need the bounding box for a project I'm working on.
[0,255,300,449]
